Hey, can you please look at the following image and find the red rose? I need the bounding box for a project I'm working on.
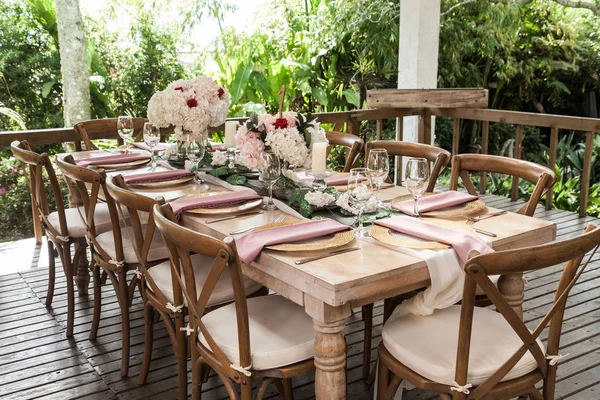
[217,88,225,98]
[187,98,198,108]
[273,118,288,129]
[174,87,184,91]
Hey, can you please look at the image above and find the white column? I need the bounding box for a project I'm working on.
[397,0,441,145]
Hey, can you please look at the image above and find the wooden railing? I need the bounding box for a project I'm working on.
[2,107,599,218]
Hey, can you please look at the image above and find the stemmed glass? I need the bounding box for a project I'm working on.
[143,122,160,170]
[186,137,210,192]
[367,149,390,207]
[259,152,281,211]
[117,116,133,153]
[404,158,430,218]
[348,167,373,238]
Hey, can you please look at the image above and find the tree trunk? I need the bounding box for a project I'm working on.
[55,0,90,127]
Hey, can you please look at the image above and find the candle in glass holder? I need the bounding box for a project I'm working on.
[224,121,238,148]
[312,142,328,175]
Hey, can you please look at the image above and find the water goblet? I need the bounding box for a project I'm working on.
[186,137,210,192]
[404,158,430,218]
[348,167,373,238]
[117,115,133,153]
[259,152,281,211]
[143,122,160,169]
[367,148,390,207]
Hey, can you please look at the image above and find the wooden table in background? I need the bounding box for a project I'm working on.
[65,151,557,400]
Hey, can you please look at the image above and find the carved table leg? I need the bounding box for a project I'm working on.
[313,319,347,400]
[497,272,524,319]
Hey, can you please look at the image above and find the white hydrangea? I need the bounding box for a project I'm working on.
[304,191,336,208]
[211,150,228,166]
[336,191,378,215]
[147,76,231,141]
[265,127,310,167]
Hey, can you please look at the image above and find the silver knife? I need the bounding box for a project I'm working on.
[472,227,497,237]
[294,247,360,265]
[205,211,263,224]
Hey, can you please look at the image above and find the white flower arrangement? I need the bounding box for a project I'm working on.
[336,191,379,215]
[147,76,231,141]
[304,191,336,208]
[211,150,228,166]
[235,111,328,169]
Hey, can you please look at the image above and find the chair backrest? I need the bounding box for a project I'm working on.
[75,118,147,151]
[153,203,251,384]
[456,224,600,399]
[10,140,69,241]
[326,131,364,172]
[107,175,168,298]
[449,154,556,216]
[365,140,451,192]
[56,155,126,265]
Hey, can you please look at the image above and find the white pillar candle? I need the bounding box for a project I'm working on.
[224,121,238,148]
[312,142,328,175]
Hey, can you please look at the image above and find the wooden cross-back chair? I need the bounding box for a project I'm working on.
[449,154,556,217]
[360,140,451,381]
[56,155,169,377]
[10,140,86,336]
[75,117,147,151]
[366,140,452,192]
[325,131,364,172]
[108,176,264,399]
[377,224,600,400]
[153,203,316,400]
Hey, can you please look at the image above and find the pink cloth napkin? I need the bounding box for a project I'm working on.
[123,170,194,184]
[170,191,262,219]
[132,142,168,152]
[208,143,225,152]
[393,191,478,215]
[324,173,366,186]
[236,219,351,264]
[75,153,150,167]
[374,216,493,262]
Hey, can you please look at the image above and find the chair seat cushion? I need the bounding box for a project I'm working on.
[95,225,168,264]
[47,203,114,238]
[147,253,263,307]
[382,305,543,386]
[199,294,315,371]
[475,274,500,296]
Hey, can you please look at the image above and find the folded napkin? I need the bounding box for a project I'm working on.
[236,219,350,264]
[374,215,493,262]
[170,191,261,219]
[123,170,194,184]
[75,153,151,167]
[393,191,478,215]
[324,173,366,186]
[132,142,168,152]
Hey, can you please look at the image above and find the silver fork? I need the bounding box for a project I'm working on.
[468,210,507,222]
[229,215,285,235]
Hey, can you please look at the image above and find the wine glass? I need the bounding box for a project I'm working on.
[404,158,430,218]
[143,122,160,170]
[259,152,281,210]
[186,137,210,192]
[348,167,373,238]
[117,116,133,153]
[367,149,390,207]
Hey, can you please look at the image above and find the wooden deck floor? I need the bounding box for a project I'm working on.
[1,193,600,399]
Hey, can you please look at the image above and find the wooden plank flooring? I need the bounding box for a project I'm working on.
[1,194,599,399]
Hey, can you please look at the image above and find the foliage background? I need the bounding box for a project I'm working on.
[1,0,600,240]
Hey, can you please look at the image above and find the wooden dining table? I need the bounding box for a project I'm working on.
[64,150,557,400]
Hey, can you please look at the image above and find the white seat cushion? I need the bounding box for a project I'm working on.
[47,203,114,238]
[382,305,543,386]
[199,294,315,370]
[475,274,501,296]
[95,225,168,264]
[147,253,263,307]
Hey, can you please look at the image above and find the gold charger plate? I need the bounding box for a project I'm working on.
[178,192,263,215]
[253,220,355,252]
[127,175,194,188]
[390,192,487,218]
[369,218,475,250]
